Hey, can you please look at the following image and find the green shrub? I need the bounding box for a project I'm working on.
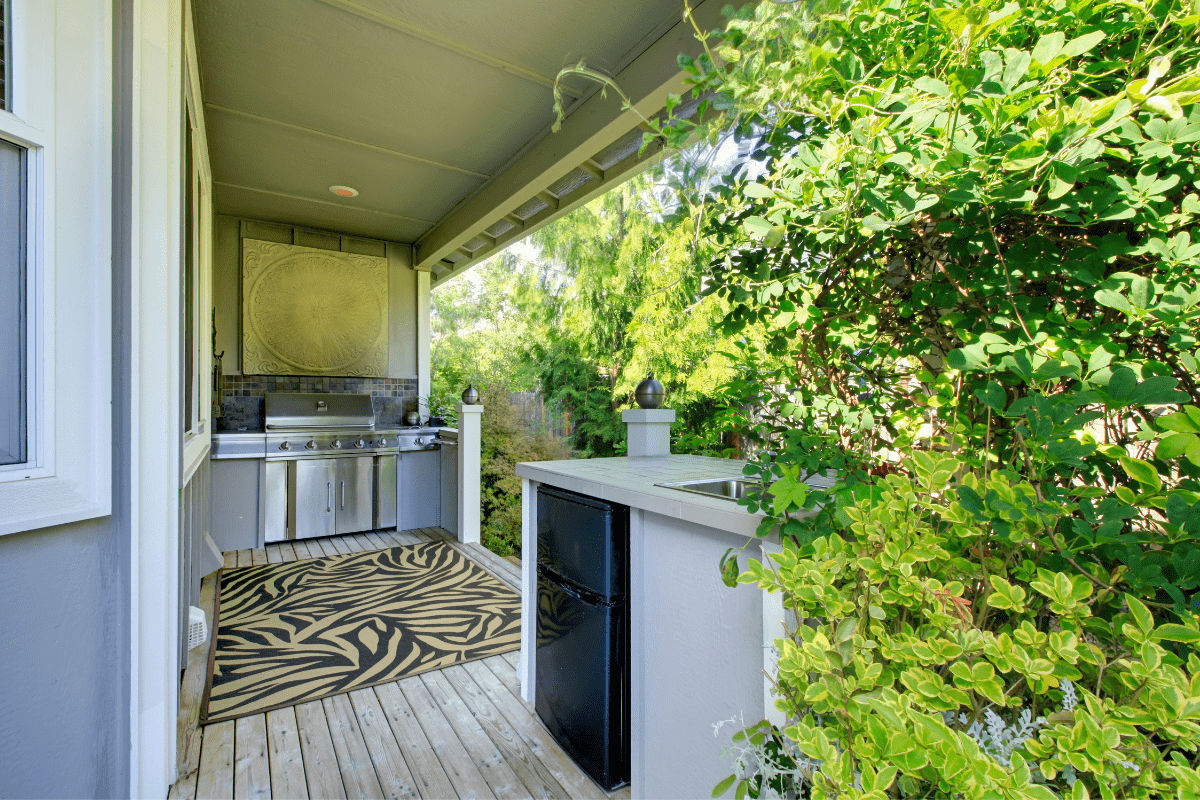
[477,384,569,556]
[655,0,1200,794]
[730,452,1200,798]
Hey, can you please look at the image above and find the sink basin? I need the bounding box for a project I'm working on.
[656,477,768,501]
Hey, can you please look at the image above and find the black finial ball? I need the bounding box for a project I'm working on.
[634,371,664,409]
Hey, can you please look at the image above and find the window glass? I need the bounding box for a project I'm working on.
[0,136,27,465]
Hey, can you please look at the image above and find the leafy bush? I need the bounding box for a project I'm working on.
[731,452,1200,798]
[477,383,569,556]
[652,0,1200,794]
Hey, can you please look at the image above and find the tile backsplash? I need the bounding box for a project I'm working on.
[216,375,418,431]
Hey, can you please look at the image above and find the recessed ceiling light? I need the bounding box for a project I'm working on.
[329,185,359,197]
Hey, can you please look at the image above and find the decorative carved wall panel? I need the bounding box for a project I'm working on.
[242,239,389,376]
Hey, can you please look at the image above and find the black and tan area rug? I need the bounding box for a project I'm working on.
[201,540,520,723]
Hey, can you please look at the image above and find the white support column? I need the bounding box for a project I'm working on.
[519,476,538,702]
[416,268,431,419]
[129,0,184,795]
[456,403,483,544]
[760,538,786,728]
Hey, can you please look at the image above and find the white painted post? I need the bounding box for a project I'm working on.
[416,268,431,420]
[519,476,537,702]
[456,403,484,544]
[622,408,675,457]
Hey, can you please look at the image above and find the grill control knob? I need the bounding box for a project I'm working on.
[305,440,318,450]
[279,441,291,451]
[377,438,388,447]
[354,438,366,449]
[415,437,426,446]
[331,440,342,449]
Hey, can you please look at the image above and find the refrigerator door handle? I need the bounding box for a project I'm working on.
[538,563,613,606]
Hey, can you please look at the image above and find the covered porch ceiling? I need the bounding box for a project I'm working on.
[192,0,724,287]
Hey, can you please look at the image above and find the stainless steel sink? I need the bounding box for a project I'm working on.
[655,477,768,500]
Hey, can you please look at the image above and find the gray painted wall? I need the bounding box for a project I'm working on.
[0,517,130,799]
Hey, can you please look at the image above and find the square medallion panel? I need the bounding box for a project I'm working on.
[242,239,389,376]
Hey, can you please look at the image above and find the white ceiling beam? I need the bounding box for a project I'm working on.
[415,0,725,273]
[310,0,583,98]
[206,103,490,179]
[536,191,560,210]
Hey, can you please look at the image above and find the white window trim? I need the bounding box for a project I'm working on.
[180,26,212,484]
[0,0,112,536]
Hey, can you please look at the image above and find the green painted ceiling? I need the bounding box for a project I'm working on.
[192,0,696,269]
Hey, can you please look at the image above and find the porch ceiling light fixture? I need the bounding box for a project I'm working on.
[329,185,359,197]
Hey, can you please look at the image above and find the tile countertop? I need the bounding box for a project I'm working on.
[515,454,837,540]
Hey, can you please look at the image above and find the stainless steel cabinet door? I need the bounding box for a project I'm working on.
[439,442,458,536]
[375,455,397,530]
[334,456,374,535]
[290,459,335,539]
[399,450,441,530]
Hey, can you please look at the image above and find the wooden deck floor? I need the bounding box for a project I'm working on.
[169,527,628,800]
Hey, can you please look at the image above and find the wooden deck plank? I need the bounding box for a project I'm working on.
[294,700,348,800]
[223,551,237,570]
[335,535,362,553]
[327,536,354,555]
[266,707,309,800]
[363,532,391,551]
[349,533,379,552]
[291,540,314,561]
[168,768,198,800]
[178,572,218,775]
[322,693,386,800]
[419,669,529,799]
[235,549,252,568]
[196,720,235,800]
[461,660,605,800]
[389,530,423,546]
[233,715,272,800]
[440,664,569,799]
[396,676,498,800]
[484,655,527,709]
[371,530,403,548]
[311,538,339,558]
[372,683,459,800]
[346,688,422,800]
[278,542,298,562]
[265,544,285,564]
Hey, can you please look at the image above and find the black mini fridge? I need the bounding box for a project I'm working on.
[535,485,630,791]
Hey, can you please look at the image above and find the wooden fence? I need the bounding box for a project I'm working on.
[509,391,570,438]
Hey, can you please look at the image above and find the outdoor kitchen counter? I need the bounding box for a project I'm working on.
[516,453,838,538]
[515,455,833,800]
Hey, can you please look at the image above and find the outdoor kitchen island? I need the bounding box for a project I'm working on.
[515,454,835,800]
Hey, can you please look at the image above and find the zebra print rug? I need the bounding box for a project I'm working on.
[201,540,520,723]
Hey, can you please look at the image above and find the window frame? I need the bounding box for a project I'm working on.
[180,17,212,483]
[0,0,112,536]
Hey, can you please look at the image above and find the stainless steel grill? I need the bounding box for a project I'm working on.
[265,393,398,460]
[261,393,398,541]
